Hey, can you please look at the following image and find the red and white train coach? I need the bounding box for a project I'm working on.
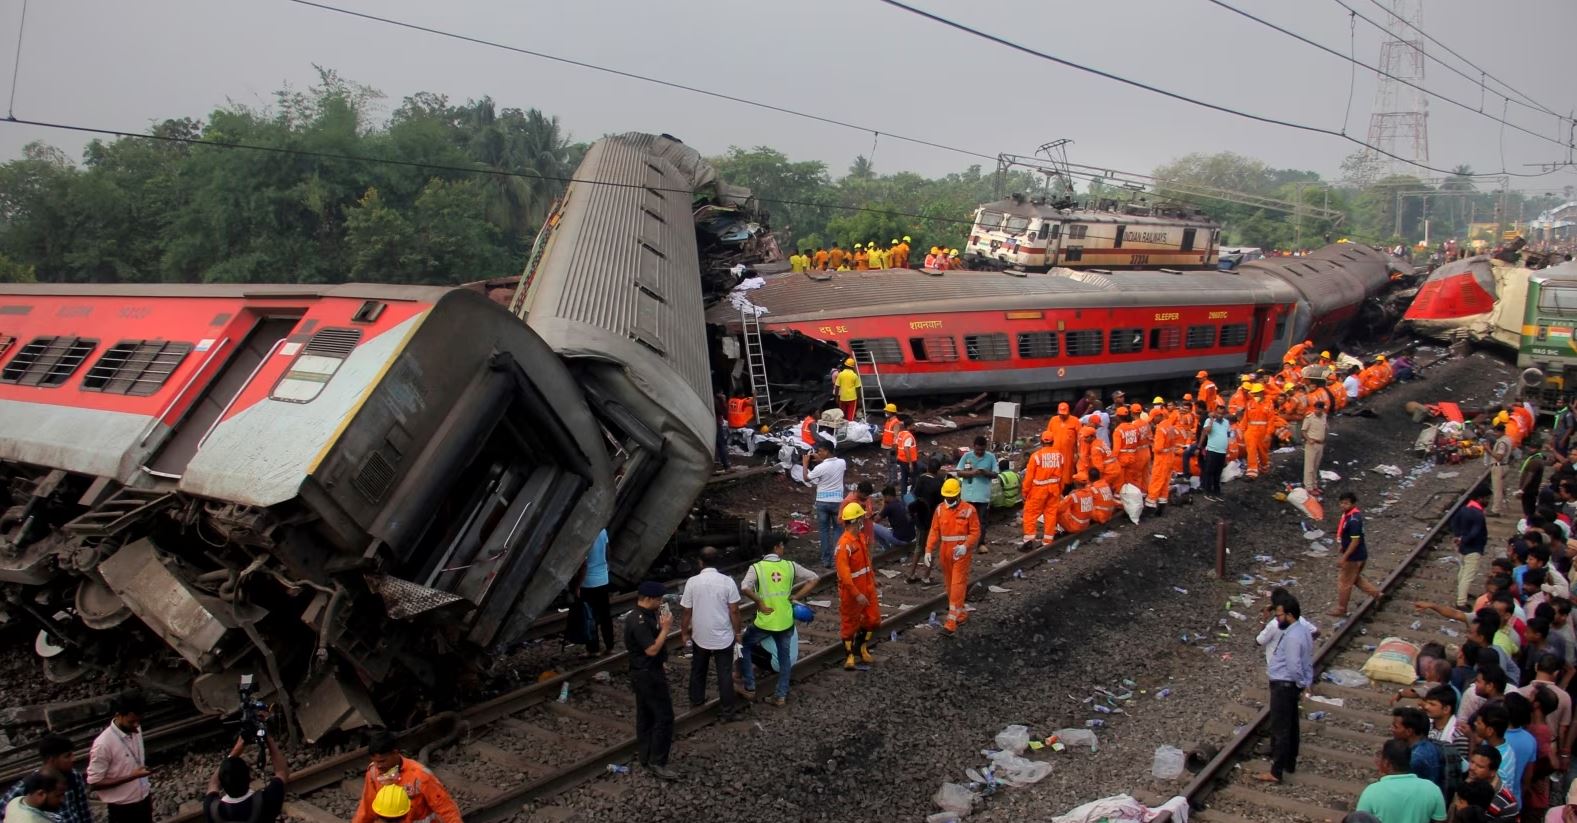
[711,243,1396,398]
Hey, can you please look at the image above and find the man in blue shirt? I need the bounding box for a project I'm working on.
[572,530,615,656]
[1389,706,1446,789]
[1501,693,1537,806]
[1472,701,1521,804]
[952,436,998,550]
[1197,405,1232,501]
[1257,595,1313,784]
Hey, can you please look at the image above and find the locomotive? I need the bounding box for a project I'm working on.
[0,133,724,741]
[963,194,1221,271]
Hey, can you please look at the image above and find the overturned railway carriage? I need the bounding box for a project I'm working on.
[713,243,1394,396]
[508,132,717,587]
[1402,254,1527,350]
[0,284,617,740]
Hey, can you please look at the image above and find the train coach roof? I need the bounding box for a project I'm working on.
[976,198,1218,227]
[0,282,457,302]
[707,267,1294,325]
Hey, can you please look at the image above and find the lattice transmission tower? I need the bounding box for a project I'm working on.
[1361,0,1429,180]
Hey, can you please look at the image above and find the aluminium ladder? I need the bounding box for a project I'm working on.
[740,308,774,419]
[857,350,889,419]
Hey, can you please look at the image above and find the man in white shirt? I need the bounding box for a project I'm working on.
[680,547,744,721]
[86,692,153,823]
[803,443,847,568]
[1343,368,1361,400]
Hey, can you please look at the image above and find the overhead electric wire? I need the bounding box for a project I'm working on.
[1356,0,1565,121]
[5,0,29,119]
[0,115,983,227]
[1331,0,1568,124]
[876,0,1568,179]
[1202,0,1570,151]
[283,0,1000,165]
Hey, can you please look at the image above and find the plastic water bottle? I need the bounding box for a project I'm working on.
[557,682,570,703]
[890,630,898,642]
[1308,711,1329,721]
[928,611,941,627]
[606,764,629,775]
[1156,688,1172,700]
[1085,719,1106,728]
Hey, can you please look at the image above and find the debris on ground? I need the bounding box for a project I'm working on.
[1373,464,1404,477]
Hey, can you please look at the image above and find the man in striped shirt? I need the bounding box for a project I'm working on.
[1423,685,1468,799]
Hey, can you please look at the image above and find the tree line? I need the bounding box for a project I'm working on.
[2,70,1565,285]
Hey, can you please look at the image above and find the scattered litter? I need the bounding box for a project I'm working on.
[1237,575,1256,586]
[1084,719,1106,728]
[1151,745,1186,780]
[932,783,976,818]
[1227,611,1248,621]
[1373,464,1404,477]
[1254,554,1275,563]
[1065,539,1081,554]
[988,750,1053,786]
[1323,668,1370,688]
[1362,637,1422,685]
[1273,446,1296,454]
[786,519,812,536]
[1094,531,1120,542]
[994,725,1032,754]
[1152,533,1168,540]
[1173,586,1189,595]
[1319,470,1341,482]
[1155,688,1173,699]
[806,599,832,608]
[987,585,1012,594]
[878,569,901,579]
[1437,471,1459,479]
[1303,530,1325,540]
[1304,546,1332,558]
[1308,710,1329,721]
[1440,627,1460,637]
[1285,487,1324,520]
[1053,728,1099,751]
[1308,695,1345,707]
[592,670,613,684]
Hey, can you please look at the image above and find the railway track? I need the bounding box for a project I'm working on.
[1158,469,1488,823]
[155,529,1088,823]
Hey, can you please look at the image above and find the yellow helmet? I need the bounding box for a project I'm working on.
[844,357,856,367]
[1320,350,1332,359]
[903,235,912,242]
[949,248,959,255]
[1375,354,1388,362]
[1249,383,1265,393]
[884,402,898,413]
[1239,374,1252,383]
[931,246,941,254]
[941,478,962,498]
[891,239,900,245]
[854,242,863,248]
[841,502,867,521]
[373,785,412,819]
[868,241,877,248]
[1151,396,1164,405]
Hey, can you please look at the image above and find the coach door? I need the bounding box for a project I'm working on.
[143,316,300,478]
[1246,306,1273,361]
[1181,228,1197,253]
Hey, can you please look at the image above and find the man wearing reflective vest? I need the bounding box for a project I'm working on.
[739,537,820,705]
[881,403,903,484]
[892,416,919,496]
[351,731,463,823]
[1019,432,1065,552]
[799,414,817,460]
[926,478,981,634]
[836,502,881,670]
[1087,467,1118,524]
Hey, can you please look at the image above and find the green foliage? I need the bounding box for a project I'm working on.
[0,253,35,282]
[0,70,579,285]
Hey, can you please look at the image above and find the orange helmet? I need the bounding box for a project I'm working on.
[1079,426,1096,438]
[1040,431,1056,443]
[1183,393,1194,401]
[1129,403,1143,414]
[1196,370,1209,379]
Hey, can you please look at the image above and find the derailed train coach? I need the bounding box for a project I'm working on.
[0,133,724,740]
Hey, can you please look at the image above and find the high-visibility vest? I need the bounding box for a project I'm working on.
[992,470,1022,508]
[800,417,816,447]
[882,416,901,448]
[895,430,918,463]
[752,558,795,631]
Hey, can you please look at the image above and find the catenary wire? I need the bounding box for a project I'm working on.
[5,0,29,119]
[1202,0,1570,150]
[1356,0,1565,120]
[1332,0,1567,124]
[283,0,1001,165]
[875,0,1569,180]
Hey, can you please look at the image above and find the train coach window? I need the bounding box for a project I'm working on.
[1004,217,1031,234]
[976,211,1005,230]
[850,337,903,364]
[271,327,363,403]
[1016,331,1058,359]
[909,336,958,362]
[1108,328,1144,354]
[1185,325,1216,349]
[1063,247,1083,262]
[1219,323,1250,347]
[1067,225,1089,240]
[1537,285,1577,316]
[1064,330,1103,357]
[1,336,97,387]
[1148,326,1181,352]
[0,335,12,359]
[82,340,194,396]
[1273,314,1288,340]
[964,333,1010,361]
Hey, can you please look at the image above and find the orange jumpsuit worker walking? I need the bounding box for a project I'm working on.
[1019,433,1065,552]
[836,502,880,670]
[926,479,981,634]
[1241,383,1275,479]
[1042,403,1078,484]
[1133,402,1156,489]
[1146,405,1180,513]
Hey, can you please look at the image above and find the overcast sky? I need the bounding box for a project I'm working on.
[2,0,1574,191]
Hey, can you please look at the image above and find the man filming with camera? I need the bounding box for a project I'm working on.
[201,730,287,823]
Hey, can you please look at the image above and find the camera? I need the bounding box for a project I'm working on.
[237,675,269,769]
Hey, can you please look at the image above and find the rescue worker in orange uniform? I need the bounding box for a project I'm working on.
[880,402,902,485]
[799,413,818,461]
[926,478,981,634]
[1087,467,1118,525]
[1278,384,1308,427]
[1087,425,1118,488]
[352,731,464,823]
[853,243,869,271]
[1241,383,1275,479]
[1133,402,1155,490]
[1146,403,1182,513]
[813,247,830,271]
[924,246,941,268]
[1325,373,1348,412]
[1227,376,1253,417]
[828,244,846,270]
[836,502,880,669]
[1196,371,1220,412]
[1284,338,1314,366]
[892,415,919,495]
[1056,473,1096,535]
[1043,402,1078,484]
[894,236,911,269]
[1076,425,1100,478]
[1109,406,1136,491]
[1019,432,1065,551]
